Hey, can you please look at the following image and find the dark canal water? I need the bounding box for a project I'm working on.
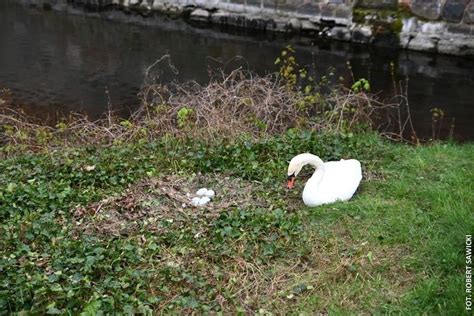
[1,0,474,140]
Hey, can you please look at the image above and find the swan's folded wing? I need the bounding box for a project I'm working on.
[323,159,362,201]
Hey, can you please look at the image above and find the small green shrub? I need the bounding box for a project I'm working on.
[351,78,371,93]
[177,107,194,129]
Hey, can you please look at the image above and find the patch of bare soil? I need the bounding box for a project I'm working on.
[72,174,267,237]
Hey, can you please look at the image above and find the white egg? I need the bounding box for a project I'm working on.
[204,189,215,199]
[196,188,208,196]
[198,196,211,206]
[191,197,201,206]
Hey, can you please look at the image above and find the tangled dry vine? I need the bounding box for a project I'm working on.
[0,55,417,156]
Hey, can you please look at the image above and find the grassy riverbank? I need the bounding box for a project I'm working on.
[1,52,472,313]
[0,130,473,314]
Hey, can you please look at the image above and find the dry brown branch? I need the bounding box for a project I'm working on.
[1,65,416,157]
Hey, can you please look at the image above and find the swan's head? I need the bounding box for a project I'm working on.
[287,155,306,189]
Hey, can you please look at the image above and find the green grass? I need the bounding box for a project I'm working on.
[0,131,473,314]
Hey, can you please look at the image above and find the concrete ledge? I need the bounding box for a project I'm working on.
[21,0,474,56]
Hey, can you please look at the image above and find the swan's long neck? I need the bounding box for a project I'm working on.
[302,154,325,184]
[302,154,324,170]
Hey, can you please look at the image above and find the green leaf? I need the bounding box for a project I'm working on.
[6,183,17,192]
[80,299,102,316]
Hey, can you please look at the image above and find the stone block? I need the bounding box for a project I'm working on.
[301,19,319,31]
[438,36,474,55]
[274,0,299,13]
[351,24,372,42]
[140,0,152,10]
[226,15,247,27]
[420,21,446,33]
[442,0,470,23]
[210,10,229,24]
[51,0,69,10]
[411,0,443,20]
[190,8,210,22]
[447,23,472,34]
[330,26,351,40]
[321,4,335,16]
[263,0,276,10]
[285,0,303,6]
[288,17,302,29]
[402,16,419,32]
[296,3,321,15]
[335,6,351,18]
[407,33,438,52]
[463,2,474,24]
[356,0,397,9]
[247,18,268,30]
[247,0,263,7]
[268,18,288,31]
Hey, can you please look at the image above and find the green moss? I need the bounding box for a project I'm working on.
[390,17,404,33]
[352,7,409,35]
[352,8,372,24]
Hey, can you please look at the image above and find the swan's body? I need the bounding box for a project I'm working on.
[287,153,362,207]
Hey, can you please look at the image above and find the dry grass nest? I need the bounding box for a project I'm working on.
[72,174,268,237]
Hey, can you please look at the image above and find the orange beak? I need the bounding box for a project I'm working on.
[287,175,296,189]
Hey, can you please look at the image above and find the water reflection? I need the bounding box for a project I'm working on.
[0,0,473,139]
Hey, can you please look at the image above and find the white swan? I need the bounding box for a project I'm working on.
[287,153,362,207]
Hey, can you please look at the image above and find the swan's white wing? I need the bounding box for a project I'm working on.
[320,159,362,202]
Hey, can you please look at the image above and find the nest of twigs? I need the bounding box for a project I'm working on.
[72,174,266,237]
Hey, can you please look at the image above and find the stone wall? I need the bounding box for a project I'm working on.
[399,0,474,54]
[28,0,474,55]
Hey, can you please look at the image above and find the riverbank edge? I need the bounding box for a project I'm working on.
[22,0,474,56]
